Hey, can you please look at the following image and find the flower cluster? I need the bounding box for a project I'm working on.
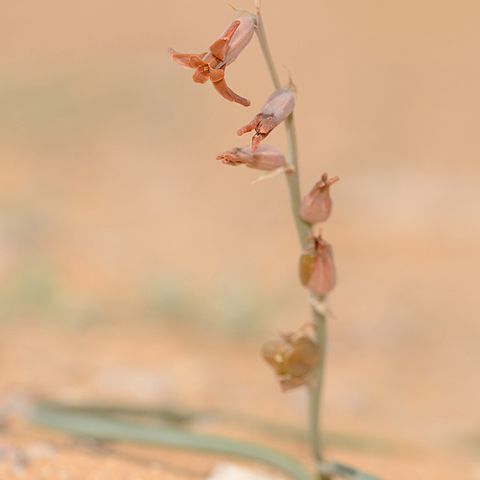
[169,13,339,391]
[169,14,295,173]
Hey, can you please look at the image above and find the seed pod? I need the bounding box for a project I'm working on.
[299,235,336,295]
[300,173,339,224]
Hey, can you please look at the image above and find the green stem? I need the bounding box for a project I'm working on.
[309,302,328,479]
[254,1,310,248]
[254,0,281,90]
[254,1,328,476]
[284,113,311,248]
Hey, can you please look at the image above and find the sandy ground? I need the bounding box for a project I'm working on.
[0,321,478,479]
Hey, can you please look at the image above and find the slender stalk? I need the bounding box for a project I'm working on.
[284,113,311,248]
[310,303,328,480]
[254,1,329,476]
[254,0,281,90]
[254,0,310,248]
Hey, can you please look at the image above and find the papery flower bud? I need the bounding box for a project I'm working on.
[299,235,336,295]
[214,16,256,66]
[262,331,321,391]
[169,15,255,106]
[216,144,286,171]
[300,173,339,224]
[237,88,295,151]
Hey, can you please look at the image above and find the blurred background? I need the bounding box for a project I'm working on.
[1,1,479,478]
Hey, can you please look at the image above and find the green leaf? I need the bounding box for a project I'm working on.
[319,461,382,480]
[30,405,312,480]
[36,401,396,454]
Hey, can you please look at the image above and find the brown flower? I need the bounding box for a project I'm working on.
[262,331,321,391]
[216,144,286,171]
[169,15,255,106]
[237,88,295,151]
[300,173,339,224]
[299,235,336,295]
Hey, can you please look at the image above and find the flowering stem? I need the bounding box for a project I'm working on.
[254,2,329,478]
[254,0,310,248]
[254,0,281,90]
[309,302,328,479]
[284,114,311,248]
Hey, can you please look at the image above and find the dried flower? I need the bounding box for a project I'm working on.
[237,88,295,151]
[169,15,255,106]
[262,331,321,391]
[299,235,336,295]
[216,144,286,171]
[300,173,339,224]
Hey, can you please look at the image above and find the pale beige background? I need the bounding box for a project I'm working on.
[0,1,479,478]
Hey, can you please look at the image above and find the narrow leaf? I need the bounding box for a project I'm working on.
[319,461,382,480]
[30,405,312,480]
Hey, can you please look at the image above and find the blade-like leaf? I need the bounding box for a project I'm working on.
[319,461,382,480]
[30,405,312,480]
[37,401,396,453]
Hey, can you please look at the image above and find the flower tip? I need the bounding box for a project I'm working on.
[215,148,244,166]
[321,172,340,187]
[330,175,340,185]
[238,97,251,107]
[167,47,178,61]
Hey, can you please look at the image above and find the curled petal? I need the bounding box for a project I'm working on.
[210,68,250,106]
